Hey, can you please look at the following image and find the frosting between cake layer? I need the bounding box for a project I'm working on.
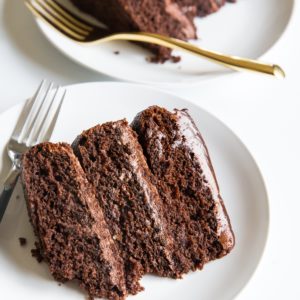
[120,128,164,234]
[119,125,176,270]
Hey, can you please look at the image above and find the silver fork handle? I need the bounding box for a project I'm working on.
[0,166,20,223]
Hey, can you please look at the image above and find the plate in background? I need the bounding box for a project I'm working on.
[0,82,269,299]
[33,0,294,85]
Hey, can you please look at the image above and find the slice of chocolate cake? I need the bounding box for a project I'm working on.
[21,143,127,300]
[132,106,235,272]
[70,0,236,62]
[70,0,197,62]
[72,120,181,292]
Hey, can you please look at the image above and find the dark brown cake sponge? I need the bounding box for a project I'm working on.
[72,120,182,287]
[131,106,235,270]
[70,0,236,62]
[70,0,197,63]
[21,142,127,300]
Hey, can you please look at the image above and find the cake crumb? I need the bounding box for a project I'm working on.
[171,56,181,63]
[147,55,168,64]
[147,54,180,64]
[114,51,120,55]
[16,195,20,200]
[31,242,43,262]
[19,237,27,246]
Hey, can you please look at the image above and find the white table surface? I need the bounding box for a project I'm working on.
[1,0,299,299]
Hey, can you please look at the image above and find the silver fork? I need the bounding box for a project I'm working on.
[0,80,65,223]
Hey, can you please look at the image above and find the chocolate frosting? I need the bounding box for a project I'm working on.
[165,0,196,39]
[173,109,235,251]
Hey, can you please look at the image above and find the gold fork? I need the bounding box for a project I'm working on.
[25,0,285,78]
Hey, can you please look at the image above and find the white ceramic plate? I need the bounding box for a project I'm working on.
[0,82,269,300]
[35,0,294,86]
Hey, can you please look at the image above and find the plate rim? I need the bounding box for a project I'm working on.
[0,81,270,299]
[33,0,295,87]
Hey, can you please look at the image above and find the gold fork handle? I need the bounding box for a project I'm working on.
[102,32,285,78]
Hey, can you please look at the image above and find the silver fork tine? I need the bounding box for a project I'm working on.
[32,86,65,144]
[11,80,45,141]
[19,82,53,145]
[26,83,56,146]
[32,85,59,144]
[41,89,65,143]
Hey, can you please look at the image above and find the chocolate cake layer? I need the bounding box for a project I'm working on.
[72,120,179,292]
[70,0,197,62]
[21,143,127,300]
[70,0,236,62]
[132,106,235,273]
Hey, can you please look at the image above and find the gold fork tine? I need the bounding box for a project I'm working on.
[25,0,85,41]
[47,0,94,31]
[36,0,89,36]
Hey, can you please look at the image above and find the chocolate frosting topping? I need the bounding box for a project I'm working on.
[165,0,196,39]
[174,109,235,250]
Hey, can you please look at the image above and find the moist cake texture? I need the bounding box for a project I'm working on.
[21,143,127,300]
[70,0,236,62]
[71,0,197,62]
[132,106,235,272]
[21,108,235,300]
[72,120,180,293]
